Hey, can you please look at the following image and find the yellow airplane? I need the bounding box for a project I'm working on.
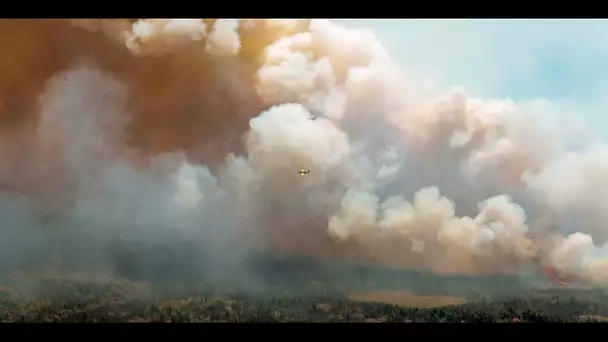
[298,169,310,176]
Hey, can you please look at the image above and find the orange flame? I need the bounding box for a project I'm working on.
[543,266,569,286]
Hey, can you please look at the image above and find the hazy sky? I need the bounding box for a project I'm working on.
[337,19,608,136]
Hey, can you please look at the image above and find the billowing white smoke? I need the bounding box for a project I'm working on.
[2,18,608,285]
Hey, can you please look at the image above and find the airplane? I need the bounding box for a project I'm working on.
[298,169,310,176]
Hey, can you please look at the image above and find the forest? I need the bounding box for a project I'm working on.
[1,254,607,322]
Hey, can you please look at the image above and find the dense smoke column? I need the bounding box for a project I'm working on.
[1,19,608,287]
[0,18,319,280]
[0,19,311,177]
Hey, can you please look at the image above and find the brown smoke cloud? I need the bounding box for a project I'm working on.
[0,19,607,287]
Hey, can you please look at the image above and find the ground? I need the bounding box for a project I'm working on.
[349,290,468,308]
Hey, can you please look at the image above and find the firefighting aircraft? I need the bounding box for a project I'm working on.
[298,169,310,176]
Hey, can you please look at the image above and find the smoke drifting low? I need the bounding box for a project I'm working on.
[0,19,606,287]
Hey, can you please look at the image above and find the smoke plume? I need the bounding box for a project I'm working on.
[0,19,607,287]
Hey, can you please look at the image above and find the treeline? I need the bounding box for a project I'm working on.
[0,278,607,322]
[1,293,606,323]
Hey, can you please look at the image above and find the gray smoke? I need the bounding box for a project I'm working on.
[0,19,606,288]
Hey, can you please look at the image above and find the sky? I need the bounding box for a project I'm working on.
[336,19,608,137]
